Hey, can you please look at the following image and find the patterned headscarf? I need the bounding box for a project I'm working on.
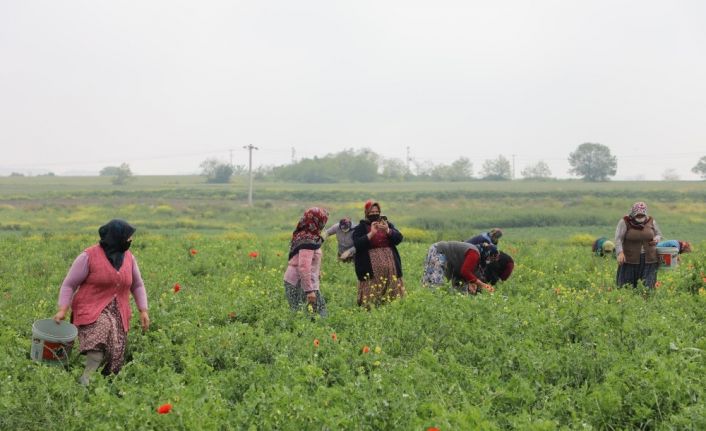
[339,217,352,232]
[489,228,503,244]
[364,200,381,217]
[288,207,329,259]
[679,241,692,254]
[629,202,648,218]
[625,201,650,229]
[479,243,499,261]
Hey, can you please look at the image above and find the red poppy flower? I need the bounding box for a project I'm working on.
[157,403,172,414]
[248,251,259,258]
[331,332,338,342]
[427,427,440,431]
[362,345,370,354]
[190,249,197,256]
[173,283,181,293]
[655,281,662,288]
[228,312,236,320]
[313,339,320,348]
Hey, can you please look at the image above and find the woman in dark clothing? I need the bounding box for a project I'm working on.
[352,200,405,307]
[466,228,503,246]
[615,201,662,288]
[477,251,514,285]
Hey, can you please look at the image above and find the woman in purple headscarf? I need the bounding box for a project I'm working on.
[614,202,663,288]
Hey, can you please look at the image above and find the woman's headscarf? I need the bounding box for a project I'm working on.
[629,202,648,218]
[479,243,499,261]
[98,219,136,271]
[679,241,692,254]
[339,217,352,232]
[289,207,329,259]
[497,252,514,281]
[488,228,503,244]
[625,201,650,229]
[364,200,380,218]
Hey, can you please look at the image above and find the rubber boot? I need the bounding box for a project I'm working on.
[79,350,104,386]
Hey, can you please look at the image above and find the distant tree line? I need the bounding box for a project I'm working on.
[83,146,706,184]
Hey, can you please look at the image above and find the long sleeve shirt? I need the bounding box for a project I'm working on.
[459,249,480,283]
[614,218,662,255]
[57,252,148,311]
[325,224,356,255]
[283,248,322,292]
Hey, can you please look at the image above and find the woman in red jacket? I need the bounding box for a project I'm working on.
[422,241,497,294]
[53,219,149,385]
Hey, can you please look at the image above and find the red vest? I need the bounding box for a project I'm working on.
[71,244,134,332]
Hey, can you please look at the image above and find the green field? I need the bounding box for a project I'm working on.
[1,177,705,430]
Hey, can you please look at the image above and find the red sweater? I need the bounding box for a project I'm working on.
[459,249,480,283]
[71,245,135,332]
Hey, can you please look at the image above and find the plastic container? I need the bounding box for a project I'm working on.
[30,319,78,366]
[656,246,679,270]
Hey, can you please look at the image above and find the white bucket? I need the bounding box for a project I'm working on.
[30,319,78,366]
[656,246,679,270]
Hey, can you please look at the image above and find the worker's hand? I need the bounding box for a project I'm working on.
[617,252,625,265]
[306,291,317,305]
[649,238,657,246]
[53,309,67,324]
[480,282,495,293]
[467,283,478,295]
[340,249,353,260]
[378,220,389,233]
[139,310,150,331]
[369,222,380,237]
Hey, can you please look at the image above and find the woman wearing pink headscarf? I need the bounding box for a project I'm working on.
[283,207,329,317]
[614,202,662,288]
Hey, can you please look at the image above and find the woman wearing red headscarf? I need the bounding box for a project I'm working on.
[352,200,405,307]
[284,207,329,317]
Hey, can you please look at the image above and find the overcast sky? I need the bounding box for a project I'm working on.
[1,1,705,179]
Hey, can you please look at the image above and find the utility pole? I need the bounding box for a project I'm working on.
[291,147,296,164]
[406,146,412,175]
[243,144,259,206]
[229,149,233,167]
[512,154,516,180]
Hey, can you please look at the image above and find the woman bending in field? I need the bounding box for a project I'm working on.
[656,239,692,254]
[284,207,329,317]
[465,228,503,246]
[592,237,616,257]
[422,241,497,294]
[478,250,514,285]
[53,219,150,386]
[615,202,662,289]
[352,200,405,307]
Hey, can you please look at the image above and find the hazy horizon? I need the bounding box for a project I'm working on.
[2,1,705,180]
